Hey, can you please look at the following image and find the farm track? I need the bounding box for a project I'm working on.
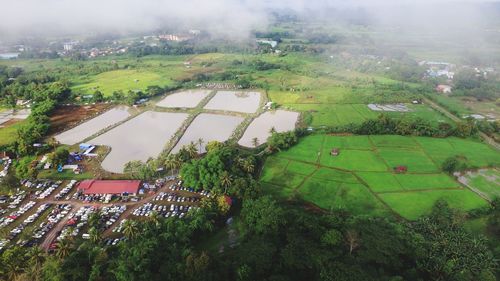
[423,97,500,151]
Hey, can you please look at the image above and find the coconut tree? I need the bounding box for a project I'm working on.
[187,142,198,158]
[122,220,139,240]
[242,158,255,174]
[220,171,233,194]
[89,227,101,244]
[26,246,46,281]
[164,154,181,176]
[55,238,73,260]
[252,137,259,148]
[149,211,161,227]
[197,137,205,153]
[88,212,101,229]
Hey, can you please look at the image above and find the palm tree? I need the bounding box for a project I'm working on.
[242,158,255,174]
[122,220,139,240]
[187,142,198,158]
[251,137,259,148]
[47,137,59,150]
[149,211,161,227]
[197,138,204,153]
[164,154,181,176]
[89,227,101,244]
[56,238,73,260]
[88,212,101,229]
[220,171,233,194]
[26,247,46,281]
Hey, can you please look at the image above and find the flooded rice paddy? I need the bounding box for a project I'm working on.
[156,90,212,108]
[91,111,189,173]
[55,106,131,145]
[238,110,299,147]
[171,113,244,154]
[203,91,261,113]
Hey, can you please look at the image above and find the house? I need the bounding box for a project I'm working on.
[394,166,408,174]
[77,180,141,195]
[330,148,340,156]
[436,85,452,94]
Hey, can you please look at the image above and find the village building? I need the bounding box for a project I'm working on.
[436,85,452,94]
[77,180,141,195]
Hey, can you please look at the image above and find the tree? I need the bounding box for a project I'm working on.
[164,154,181,176]
[220,171,233,193]
[240,158,255,174]
[49,147,69,168]
[251,137,259,148]
[149,211,161,227]
[55,239,73,260]
[122,220,139,240]
[89,227,101,244]
[345,229,360,255]
[186,142,198,158]
[241,196,284,236]
[197,138,204,154]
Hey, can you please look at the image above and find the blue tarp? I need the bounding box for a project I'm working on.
[79,143,92,150]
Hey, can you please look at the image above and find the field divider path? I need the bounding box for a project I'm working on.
[376,187,464,194]
[159,90,217,156]
[351,172,404,220]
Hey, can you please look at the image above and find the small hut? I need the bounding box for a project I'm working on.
[394,166,408,174]
[330,148,340,156]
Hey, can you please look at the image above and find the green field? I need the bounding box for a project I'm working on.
[260,134,496,219]
[72,69,173,96]
[0,120,26,146]
[462,169,500,201]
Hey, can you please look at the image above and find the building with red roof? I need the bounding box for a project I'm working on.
[77,180,141,195]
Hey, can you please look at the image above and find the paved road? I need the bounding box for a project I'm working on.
[423,97,500,151]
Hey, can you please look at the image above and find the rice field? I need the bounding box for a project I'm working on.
[55,106,132,145]
[260,134,495,219]
[156,90,212,108]
[238,110,299,147]
[91,111,189,173]
[203,91,261,113]
[171,113,244,154]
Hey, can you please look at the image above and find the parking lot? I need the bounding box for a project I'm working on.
[0,177,206,252]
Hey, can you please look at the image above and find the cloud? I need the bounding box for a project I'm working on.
[0,0,497,39]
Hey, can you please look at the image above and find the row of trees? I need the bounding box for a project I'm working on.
[328,114,479,138]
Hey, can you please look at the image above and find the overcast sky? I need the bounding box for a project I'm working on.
[0,0,498,39]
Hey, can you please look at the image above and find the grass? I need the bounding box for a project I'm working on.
[379,189,488,220]
[298,177,389,216]
[463,169,500,200]
[37,169,94,180]
[378,148,439,173]
[320,149,389,172]
[72,69,173,96]
[0,120,25,146]
[260,134,497,219]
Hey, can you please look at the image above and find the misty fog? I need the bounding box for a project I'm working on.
[0,0,498,40]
